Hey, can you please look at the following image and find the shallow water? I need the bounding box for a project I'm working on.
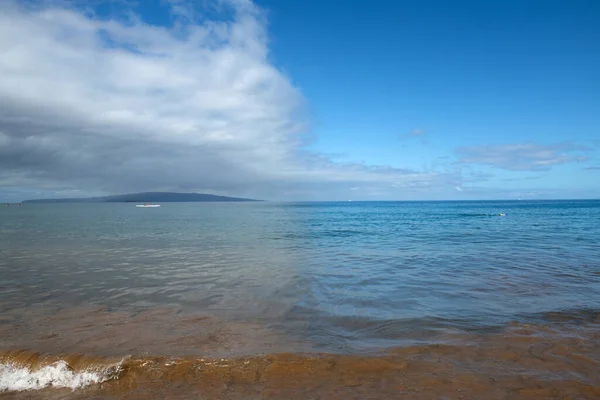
[2,316,600,399]
[1,200,600,397]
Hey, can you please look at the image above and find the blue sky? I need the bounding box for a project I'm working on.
[0,0,598,201]
[259,0,600,192]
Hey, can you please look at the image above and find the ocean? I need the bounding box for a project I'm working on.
[1,200,599,399]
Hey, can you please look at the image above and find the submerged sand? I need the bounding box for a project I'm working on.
[1,305,599,399]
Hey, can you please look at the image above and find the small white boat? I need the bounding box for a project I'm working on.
[136,204,161,208]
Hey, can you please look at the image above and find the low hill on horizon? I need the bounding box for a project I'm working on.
[22,192,262,203]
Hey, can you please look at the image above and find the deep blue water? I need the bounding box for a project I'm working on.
[1,200,599,352]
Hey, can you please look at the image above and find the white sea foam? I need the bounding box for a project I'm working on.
[0,360,120,392]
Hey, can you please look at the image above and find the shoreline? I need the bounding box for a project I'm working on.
[2,318,600,399]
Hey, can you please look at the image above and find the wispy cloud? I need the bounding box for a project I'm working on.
[400,128,427,144]
[456,143,589,171]
[461,170,494,183]
[501,175,542,182]
[452,185,599,200]
[583,166,600,170]
[0,0,455,200]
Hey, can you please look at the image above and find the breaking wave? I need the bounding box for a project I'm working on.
[0,352,124,392]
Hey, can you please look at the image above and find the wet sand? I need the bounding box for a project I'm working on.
[2,306,600,399]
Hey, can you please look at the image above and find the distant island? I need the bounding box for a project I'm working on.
[22,192,262,203]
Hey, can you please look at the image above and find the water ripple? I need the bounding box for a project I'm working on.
[1,200,599,351]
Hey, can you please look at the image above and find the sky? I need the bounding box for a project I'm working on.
[0,0,599,201]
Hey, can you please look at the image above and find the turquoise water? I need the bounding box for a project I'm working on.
[1,200,599,352]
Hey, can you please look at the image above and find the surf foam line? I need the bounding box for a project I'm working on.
[0,353,125,392]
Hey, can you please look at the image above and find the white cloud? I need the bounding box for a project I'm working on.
[0,0,454,200]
